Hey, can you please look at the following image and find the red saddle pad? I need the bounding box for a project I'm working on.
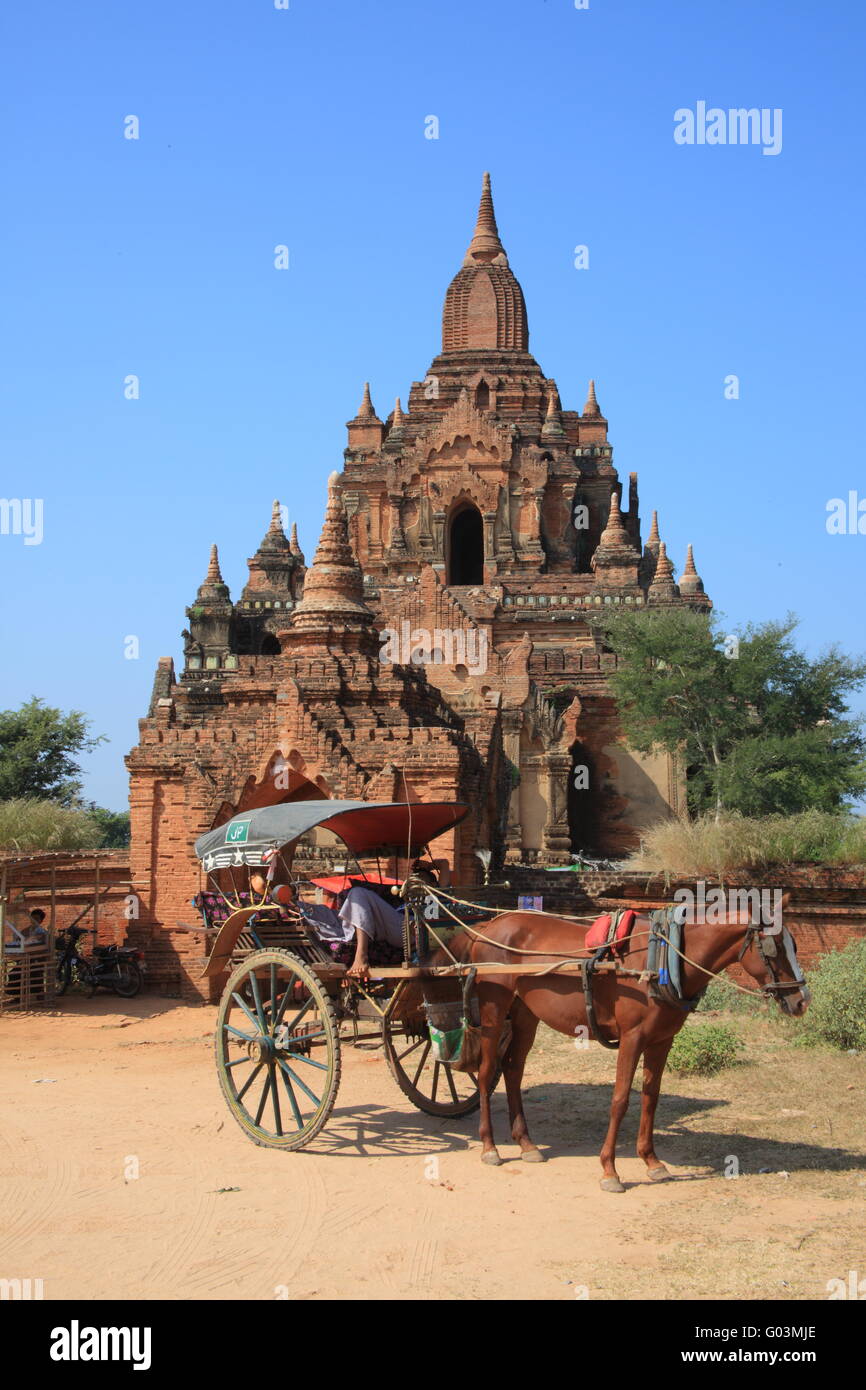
[585,909,637,955]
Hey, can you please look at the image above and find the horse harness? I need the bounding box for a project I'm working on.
[582,905,706,1051]
[737,918,806,998]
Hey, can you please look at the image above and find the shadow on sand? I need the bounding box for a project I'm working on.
[304,1078,864,1179]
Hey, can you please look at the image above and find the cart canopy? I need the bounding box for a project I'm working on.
[194,799,469,870]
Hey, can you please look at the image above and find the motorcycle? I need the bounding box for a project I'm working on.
[55,924,145,998]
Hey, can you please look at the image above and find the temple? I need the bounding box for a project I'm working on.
[127,173,711,997]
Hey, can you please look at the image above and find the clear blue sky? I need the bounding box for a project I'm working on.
[1,0,864,811]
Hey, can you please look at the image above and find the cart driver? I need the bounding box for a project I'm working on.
[248,870,404,981]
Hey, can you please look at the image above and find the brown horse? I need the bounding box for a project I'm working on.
[436,899,809,1191]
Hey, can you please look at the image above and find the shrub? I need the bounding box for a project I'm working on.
[797,938,866,1052]
[668,1021,744,1075]
[628,810,866,879]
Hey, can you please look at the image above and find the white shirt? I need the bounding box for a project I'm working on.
[338,885,405,948]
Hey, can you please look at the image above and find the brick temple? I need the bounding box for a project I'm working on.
[127,173,711,996]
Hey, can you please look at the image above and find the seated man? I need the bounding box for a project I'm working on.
[247,869,348,943]
[22,908,48,946]
[335,883,405,980]
[249,869,405,980]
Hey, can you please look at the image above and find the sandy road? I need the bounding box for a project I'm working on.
[1,996,863,1301]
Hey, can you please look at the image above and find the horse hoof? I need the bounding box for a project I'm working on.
[481,1150,502,1167]
[648,1165,670,1183]
[521,1146,545,1163]
[600,1176,626,1193]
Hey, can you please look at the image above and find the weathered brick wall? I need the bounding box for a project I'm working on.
[458,865,866,968]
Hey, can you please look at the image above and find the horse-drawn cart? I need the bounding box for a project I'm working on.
[195,800,497,1150]
[195,798,810,1186]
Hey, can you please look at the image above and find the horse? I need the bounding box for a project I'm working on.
[432,897,810,1191]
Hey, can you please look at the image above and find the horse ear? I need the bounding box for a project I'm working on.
[780,892,791,912]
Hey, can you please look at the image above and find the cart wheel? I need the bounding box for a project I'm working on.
[215,949,341,1150]
[381,1015,501,1117]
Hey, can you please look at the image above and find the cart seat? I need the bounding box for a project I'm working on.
[195,893,406,974]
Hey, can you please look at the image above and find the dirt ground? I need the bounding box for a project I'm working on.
[1,996,864,1301]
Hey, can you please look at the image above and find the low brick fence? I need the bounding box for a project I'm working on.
[20,857,853,1005]
[453,864,866,968]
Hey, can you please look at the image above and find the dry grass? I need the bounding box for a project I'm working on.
[523,1015,866,1299]
[0,797,103,851]
[626,809,866,879]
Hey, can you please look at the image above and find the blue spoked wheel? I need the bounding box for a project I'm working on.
[215,950,341,1150]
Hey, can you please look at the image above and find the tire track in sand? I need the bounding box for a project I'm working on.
[0,1116,75,1265]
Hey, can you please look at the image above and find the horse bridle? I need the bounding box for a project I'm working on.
[737,916,807,996]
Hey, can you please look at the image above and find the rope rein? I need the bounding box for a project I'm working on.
[429,883,597,925]
[419,883,774,999]
[655,932,771,998]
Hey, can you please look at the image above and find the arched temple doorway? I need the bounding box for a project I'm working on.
[447,504,484,585]
[567,739,600,853]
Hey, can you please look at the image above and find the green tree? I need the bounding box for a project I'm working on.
[86,806,131,848]
[599,610,866,817]
[0,698,105,806]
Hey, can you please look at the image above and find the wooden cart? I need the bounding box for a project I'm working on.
[196,799,505,1150]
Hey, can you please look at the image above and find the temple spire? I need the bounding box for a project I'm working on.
[679,543,705,596]
[242,499,300,606]
[288,472,376,646]
[464,172,508,265]
[289,522,304,561]
[443,173,528,351]
[541,388,564,436]
[357,382,376,420]
[186,542,232,666]
[251,500,289,556]
[639,509,662,588]
[205,544,223,585]
[347,381,384,449]
[648,540,678,601]
[582,379,601,418]
[590,487,640,575]
[598,488,632,546]
[392,397,405,428]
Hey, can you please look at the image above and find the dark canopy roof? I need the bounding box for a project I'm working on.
[194,800,469,870]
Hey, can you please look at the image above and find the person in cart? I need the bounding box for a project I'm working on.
[248,870,405,981]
